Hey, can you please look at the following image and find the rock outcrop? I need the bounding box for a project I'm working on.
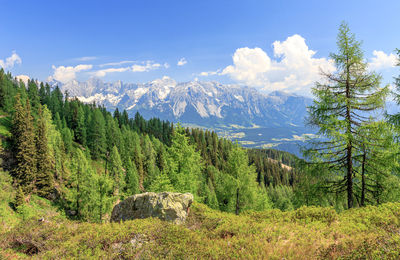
[111,192,194,224]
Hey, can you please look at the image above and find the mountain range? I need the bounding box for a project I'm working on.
[49,77,317,155]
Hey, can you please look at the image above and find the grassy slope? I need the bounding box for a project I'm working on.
[1,201,400,259]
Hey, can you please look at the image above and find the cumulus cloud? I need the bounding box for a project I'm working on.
[48,64,93,83]
[0,51,22,69]
[221,35,335,93]
[368,50,397,70]
[177,58,187,66]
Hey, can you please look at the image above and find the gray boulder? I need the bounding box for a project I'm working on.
[111,192,194,224]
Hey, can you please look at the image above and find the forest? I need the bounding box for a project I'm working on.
[1,22,400,258]
[0,58,305,222]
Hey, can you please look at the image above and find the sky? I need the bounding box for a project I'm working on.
[0,0,399,96]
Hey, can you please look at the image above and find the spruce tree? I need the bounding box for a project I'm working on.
[11,94,37,193]
[124,159,139,195]
[14,185,25,208]
[108,146,124,196]
[75,105,87,145]
[166,125,204,198]
[304,22,389,208]
[35,105,54,198]
[87,109,106,159]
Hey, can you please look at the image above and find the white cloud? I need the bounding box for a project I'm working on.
[131,61,169,72]
[177,58,187,66]
[200,70,220,76]
[48,64,93,83]
[221,35,335,94]
[94,67,130,77]
[75,56,97,61]
[99,60,136,67]
[0,51,22,69]
[93,61,169,77]
[368,50,397,70]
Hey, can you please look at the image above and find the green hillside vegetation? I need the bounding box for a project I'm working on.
[1,22,400,259]
[1,198,400,259]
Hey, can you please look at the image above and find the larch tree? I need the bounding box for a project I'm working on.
[305,22,389,209]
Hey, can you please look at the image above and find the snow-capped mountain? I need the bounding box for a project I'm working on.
[51,76,312,128]
[50,77,314,155]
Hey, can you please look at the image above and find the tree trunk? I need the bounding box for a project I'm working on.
[345,61,353,209]
[361,151,366,207]
[235,188,240,215]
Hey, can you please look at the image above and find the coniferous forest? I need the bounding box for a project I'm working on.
[1,22,400,258]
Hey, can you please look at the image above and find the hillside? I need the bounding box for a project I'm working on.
[1,196,400,259]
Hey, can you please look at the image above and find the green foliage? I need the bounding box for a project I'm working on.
[87,109,106,159]
[166,125,204,198]
[14,186,25,208]
[2,202,400,259]
[124,160,139,196]
[10,95,37,193]
[35,106,54,198]
[305,22,391,209]
[267,184,294,211]
[108,146,124,197]
[147,172,175,193]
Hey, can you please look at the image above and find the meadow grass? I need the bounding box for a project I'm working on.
[1,197,400,259]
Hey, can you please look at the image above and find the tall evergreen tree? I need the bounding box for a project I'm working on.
[74,105,87,145]
[166,125,204,198]
[11,94,37,193]
[87,109,106,159]
[108,146,124,196]
[124,159,139,196]
[35,105,54,197]
[304,22,389,208]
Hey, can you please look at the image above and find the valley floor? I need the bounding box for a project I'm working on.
[1,199,400,259]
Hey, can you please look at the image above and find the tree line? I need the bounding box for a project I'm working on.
[0,69,301,221]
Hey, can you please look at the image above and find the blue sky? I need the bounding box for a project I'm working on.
[0,0,399,95]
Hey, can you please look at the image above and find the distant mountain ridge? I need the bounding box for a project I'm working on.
[51,77,313,129]
[48,77,317,155]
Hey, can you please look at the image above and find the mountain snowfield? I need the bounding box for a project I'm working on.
[50,76,316,155]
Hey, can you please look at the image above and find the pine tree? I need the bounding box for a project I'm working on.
[166,125,204,198]
[35,105,54,198]
[148,172,175,193]
[75,106,87,146]
[124,159,139,195]
[87,109,106,159]
[96,173,114,223]
[27,80,40,112]
[108,146,124,196]
[11,94,37,193]
[224,144,259,214]
[14,185,25,208]
[304,22,389,208]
